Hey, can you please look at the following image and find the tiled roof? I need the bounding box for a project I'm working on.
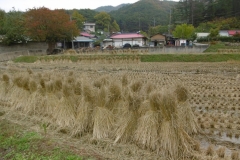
[110,33,145,39]
[80,32,95,38]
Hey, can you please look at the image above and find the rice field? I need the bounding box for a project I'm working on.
[0,58,240,160]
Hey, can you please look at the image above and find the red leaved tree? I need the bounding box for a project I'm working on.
[25,7,79,53]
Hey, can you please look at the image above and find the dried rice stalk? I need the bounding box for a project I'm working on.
[71,101,93,136]
[93,107,114,139]
[134,110,161,151]
[114,92,141,143]
[54,96,77,128]
[160,120,180,159]
[177,100,199,135]
[174,85,199,135]
[114,111,138,143]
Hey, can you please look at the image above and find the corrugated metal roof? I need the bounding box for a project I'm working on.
[228,30,240,35]
[73,36,93,42]
[110,33,145,39]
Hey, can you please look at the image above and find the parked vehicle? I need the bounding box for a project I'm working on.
[132,44,140,48]
[123,43,131,48]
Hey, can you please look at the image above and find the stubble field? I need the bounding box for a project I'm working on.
[0,58,240,160]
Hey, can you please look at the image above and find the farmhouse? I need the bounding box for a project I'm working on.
[228,30,240,36]
[64,36,93,49]
[83,22,96,33]
[109,33,147,48]
[150,34,166,47]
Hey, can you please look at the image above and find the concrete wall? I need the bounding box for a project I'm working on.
[0,42,48,62]
[0,42,48,53]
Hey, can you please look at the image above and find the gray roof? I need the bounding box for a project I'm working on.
[73,36,93,42]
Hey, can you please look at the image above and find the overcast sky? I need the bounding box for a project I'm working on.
[0,0,179,12]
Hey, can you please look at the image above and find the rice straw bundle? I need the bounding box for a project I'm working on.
[74,80,82,96]
[24,85,47,115]
[1,73,12,96]
[121,73,128,87]
[134,91,162,150]
[71,100,93,137]
[82,83,95,105]
[71,81,95,137]
[134,110,160,151]
[29,79,37,93]
[178,101,199,135]
[158,90,195,159]
[54,78,62,91]
[55,95,77,128]
[93,106,114,139]
[174,85,199,135]
[142,82,155,99]
[92,86,115,139]
[130,80,143,93]
[106,81,122,111]
[157,90,179,158]
[10,73,31,111]
[114,92,141,143]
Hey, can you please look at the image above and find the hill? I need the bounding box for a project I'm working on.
[95,4,130,12]
[110,0,177,32]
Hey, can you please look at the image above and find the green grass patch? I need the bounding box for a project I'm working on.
[204,42,240,52]
[0,119,87,160]
[13,56,39,63]
[141,54,240,62]
[12,52,240,63]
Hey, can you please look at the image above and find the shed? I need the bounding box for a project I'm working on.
[228,30,240,36]
[73,36,93,48]
[196,32,210,38]
[150,34,166,46]
[102,39,113,48]
[219,30,229,37]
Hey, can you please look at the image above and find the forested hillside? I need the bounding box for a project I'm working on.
[110,0,177,32]
[95,4,130,13]
[173,0,240,27]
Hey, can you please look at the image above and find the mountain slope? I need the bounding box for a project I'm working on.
[110,0,177,32]
[95,4,130,12]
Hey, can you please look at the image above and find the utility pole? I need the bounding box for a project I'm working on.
[191,0,194,25]
[153,18,156,27]
[70,15,74,49]
[168,9,171,35]
[139,17,141,31]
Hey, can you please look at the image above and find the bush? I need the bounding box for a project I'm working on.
[197,36,240,43]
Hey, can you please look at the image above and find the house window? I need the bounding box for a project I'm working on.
[90,25,93,28]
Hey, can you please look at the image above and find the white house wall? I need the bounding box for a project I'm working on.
[112,38,145,48]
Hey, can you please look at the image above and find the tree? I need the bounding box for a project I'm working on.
[172,24,195,39]
[71,10,85,30]
[0,9,6,35]
[208,28,219,38]
[2,9,26,45]
[25,7,79,53]
[110,20,120,33]
[148,25,168,37]
[94,12,111,31]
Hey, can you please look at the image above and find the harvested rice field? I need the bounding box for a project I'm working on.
[0,58,240,160]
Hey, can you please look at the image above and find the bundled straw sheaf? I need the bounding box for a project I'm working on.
[174,84,199,135]
[0,70,200,160]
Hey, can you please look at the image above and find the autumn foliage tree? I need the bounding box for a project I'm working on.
[25,7,79,53]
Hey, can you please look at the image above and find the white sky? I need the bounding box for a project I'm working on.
[0,0,179,12]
